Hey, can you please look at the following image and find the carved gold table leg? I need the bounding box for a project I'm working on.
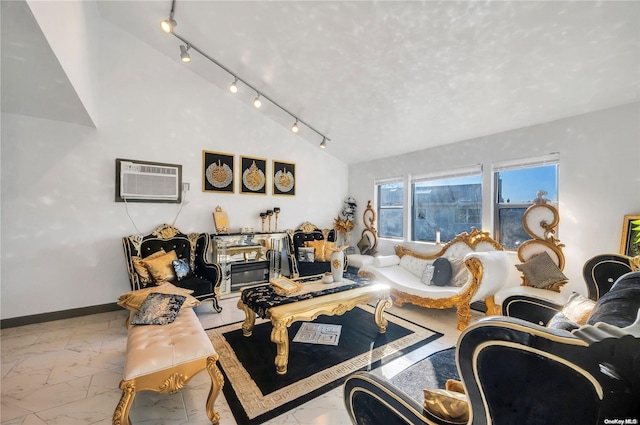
[113,380,135,425]
[205,355,224,425]
[374,297,392,333]
[270,319,289,375]
[237,299,256,337]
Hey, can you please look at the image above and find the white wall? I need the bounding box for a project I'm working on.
[0,6,347,320]
[349,102,640,296]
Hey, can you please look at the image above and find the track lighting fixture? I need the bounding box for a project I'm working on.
[229,79,238,94]
[162,0,331,146]
[180,44,191,63]
[160,18,177,34]
[253,94,262,108]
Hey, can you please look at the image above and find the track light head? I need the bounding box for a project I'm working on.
[160,18,177,34]
[291,120,299,134]
[180,44,191,63]
[320,138,327,149]
[253,94,262,108]
[229,79,238,94]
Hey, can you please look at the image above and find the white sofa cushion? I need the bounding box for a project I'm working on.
[399,255,434,278]
[374,255,400,268]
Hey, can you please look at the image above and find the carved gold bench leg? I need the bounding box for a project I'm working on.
[113,380,135,425]
[206,355,224,424]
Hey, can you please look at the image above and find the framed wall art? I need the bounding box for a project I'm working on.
[240,156,267,195]
[620,215,640,257]
[203,150,234,193]
[272,160,296,196]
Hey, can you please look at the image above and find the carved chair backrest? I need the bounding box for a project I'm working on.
[287,222,336,259]
[394,227,504,260]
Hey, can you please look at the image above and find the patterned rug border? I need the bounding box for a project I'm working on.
[206,305,443,424]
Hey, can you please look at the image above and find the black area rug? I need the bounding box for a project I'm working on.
[389,347,459,404]
[206,305,442,425]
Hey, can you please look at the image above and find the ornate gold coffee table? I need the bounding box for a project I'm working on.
[237,279,391,375]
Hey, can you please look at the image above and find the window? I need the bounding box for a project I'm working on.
[493,155,559,250]
[411,167,482,243]
[377,180,403,238]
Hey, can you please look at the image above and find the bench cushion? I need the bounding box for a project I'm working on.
[124,308,215,380]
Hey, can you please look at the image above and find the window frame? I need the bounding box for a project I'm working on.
[375,178,404,240]
[410,165,483,243]
[492,154,559,250]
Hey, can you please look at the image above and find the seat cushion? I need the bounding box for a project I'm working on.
[587,271,640,328]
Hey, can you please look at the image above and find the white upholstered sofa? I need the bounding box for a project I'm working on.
[358,229,510,330]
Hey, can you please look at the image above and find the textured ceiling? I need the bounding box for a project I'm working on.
[4,1,639,164]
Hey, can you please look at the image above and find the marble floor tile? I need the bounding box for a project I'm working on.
[1,292,473,425]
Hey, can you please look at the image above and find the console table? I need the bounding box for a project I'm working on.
[211,232,288,295]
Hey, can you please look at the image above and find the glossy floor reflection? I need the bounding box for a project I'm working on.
[1,296,482,424]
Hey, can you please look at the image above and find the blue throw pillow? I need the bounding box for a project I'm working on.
[130,293,186,325]
[172,258,191,281]
[431,257,452,286]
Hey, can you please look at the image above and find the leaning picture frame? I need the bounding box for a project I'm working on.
[620,215,640,257]
[203,150,234,193]
[270,276,303,296]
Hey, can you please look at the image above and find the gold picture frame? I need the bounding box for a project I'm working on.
[203,150,234,193]
[240,155,267,195]
[620,215,640,257]
[272,160,296,196]
[270,276,303,296]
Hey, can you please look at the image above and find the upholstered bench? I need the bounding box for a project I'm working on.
[113,308,224,425]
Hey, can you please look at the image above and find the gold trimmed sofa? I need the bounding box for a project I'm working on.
[358,229,510,330]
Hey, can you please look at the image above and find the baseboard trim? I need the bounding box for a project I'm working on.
[1,303,121,329]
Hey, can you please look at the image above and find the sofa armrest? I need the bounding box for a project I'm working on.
[374,254,400,268]
[344,371,452,425]
[464,250,510,301]
[194,234,222,289]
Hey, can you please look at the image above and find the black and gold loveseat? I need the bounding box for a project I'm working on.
[122,224,222,312]
[343,271,640,425]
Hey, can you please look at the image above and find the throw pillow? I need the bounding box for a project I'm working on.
[561,292,596,325]
[547,312,580,331]
[421,264,435,285]
[172,258,192,282]
[445,379,465,394]
[143,250,178,283]
[117,282,200,311]
[515,251,569,290]
[374,255,400,268]
[448,257,469,287]
[423,389,469,424]
[305,240,327,262]
[357,235,371,255]
[129,293,186,325]
[297,247,315,263]
[431,257,453,286]
[132,250,166,286]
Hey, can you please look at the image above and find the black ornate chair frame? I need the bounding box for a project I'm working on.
[122,223,223,312]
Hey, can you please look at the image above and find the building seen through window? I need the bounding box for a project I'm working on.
[412,174,482,242]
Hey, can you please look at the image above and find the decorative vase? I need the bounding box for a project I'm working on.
[330,250,344,282]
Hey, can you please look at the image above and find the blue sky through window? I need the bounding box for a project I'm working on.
[498,165,558,203]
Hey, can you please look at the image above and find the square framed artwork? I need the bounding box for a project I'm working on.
[240,156,267,195]
[620,215,640,257]
[272,160,296,196]
[203,151,234,193]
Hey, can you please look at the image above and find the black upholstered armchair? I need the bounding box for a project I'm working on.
[286,222,343,277]
[501,253,637,325]
[344,272,640,425]
[122,224,222,312]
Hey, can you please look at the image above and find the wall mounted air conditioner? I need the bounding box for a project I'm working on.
[115,158,182,203]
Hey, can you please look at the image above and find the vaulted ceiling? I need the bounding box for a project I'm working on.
[3,1,639,164]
